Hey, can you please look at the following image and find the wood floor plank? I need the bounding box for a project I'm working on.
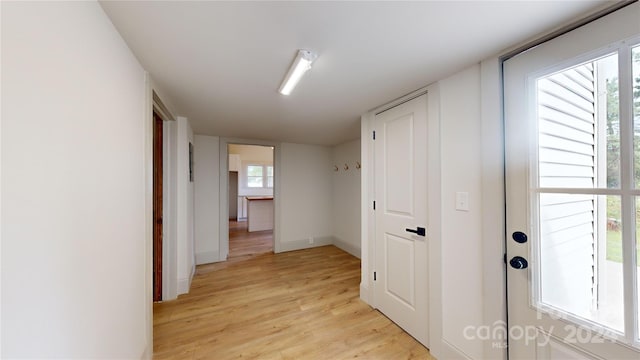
[154,222,433,359]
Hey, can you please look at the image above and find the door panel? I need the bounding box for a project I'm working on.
[384,114,414,215]
[374,94,428,346]
[385,233,415,307]
[505,3,640,358]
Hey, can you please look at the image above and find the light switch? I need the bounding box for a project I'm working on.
[456,192,469,211]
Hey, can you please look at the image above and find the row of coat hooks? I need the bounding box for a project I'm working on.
[334,161,361,172]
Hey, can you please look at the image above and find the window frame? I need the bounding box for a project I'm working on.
[245,163,273,189]
[527,37,640,347]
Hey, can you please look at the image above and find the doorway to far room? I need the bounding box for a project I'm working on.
[228,144,274,259]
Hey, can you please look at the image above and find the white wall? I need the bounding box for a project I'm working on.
[279,143,333,252]
[438,65,485,359]
[194,135,221,265]
[229,144,274,162]
[428,61,506,360]
[360,63,505,360]
[1,1,149,358]
[332,140,361,258]
[162,119,179,301]
[176,116,195,294]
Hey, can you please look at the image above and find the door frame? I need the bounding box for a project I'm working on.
[153,111,163,301]
[218,138,281,260]
[371,92,430,346]
[361,70,507,359]
[502,3,640,356]
[150,89,177,302]
[499,2,639,358]
[360,84,440,349]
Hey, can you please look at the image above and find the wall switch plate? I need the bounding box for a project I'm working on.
[308,237,314,244]
[456,192,469,211]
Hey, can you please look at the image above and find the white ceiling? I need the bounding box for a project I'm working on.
[100,1,608,146]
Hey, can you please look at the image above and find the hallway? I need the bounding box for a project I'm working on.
[153,233,431,359]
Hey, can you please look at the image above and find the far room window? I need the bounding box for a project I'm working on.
[247,165,273,188]
[267,166,274,188]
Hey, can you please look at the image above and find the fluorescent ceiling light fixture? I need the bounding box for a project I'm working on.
[279,49,317,95]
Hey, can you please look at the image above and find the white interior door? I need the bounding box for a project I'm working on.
[374,94,428,346]
[505,3,640,359]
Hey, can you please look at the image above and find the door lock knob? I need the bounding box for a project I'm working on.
[509,256,528,270]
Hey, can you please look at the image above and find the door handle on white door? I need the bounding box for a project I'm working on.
[509,256,528,269]
[405,227,426,236]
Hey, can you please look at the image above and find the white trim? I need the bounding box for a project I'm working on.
[360,112,375,305]
[162,120,178,301]
[142,72,153,359]
[140,346,151,360]
[369,86,430,115]
[152,91,175,122]
[361,84,437,349]
[0,2,3,353]
[426,82,442,357]
[480,57,508,360]
[177,266,195,295]
[618,40,638,346]
[333,237,361,259]
[531,188,640,195]
[359,283,370,305]
[440,339,475,360]
[195,250,220,265]
[177,277,191,295]
[279,236,334,252]
[219,138,280,260]
[161,120,173,300]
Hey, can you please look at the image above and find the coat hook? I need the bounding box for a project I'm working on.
[334,165,339,172]
[355,161,361,170]
[344,163,349,171]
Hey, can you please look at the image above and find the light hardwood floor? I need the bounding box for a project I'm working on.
[153,222,432,359]
[228,220,273,260]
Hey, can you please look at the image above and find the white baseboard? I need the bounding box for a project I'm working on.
[140,345,151,360]
[333,238,361,258]
[177,277,190,295]
[433,339,474,360]
[360,283,371,306]
[278,236,334,252]
[195,250,219,265]
[177,267,195,295]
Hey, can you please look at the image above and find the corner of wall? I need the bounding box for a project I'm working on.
[195,251,220,265]
[177,264,195,296]
[279,236,334,252]
[359,282,371,304]
[140,345,152,360]
[333,237,361,258]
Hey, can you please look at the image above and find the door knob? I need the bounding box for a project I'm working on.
[512,231,527,243]
[406,227,426,236]
[509,256,528,269]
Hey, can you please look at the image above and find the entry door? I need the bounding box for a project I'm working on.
[374,94,428,346]
[505,3,640,358]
